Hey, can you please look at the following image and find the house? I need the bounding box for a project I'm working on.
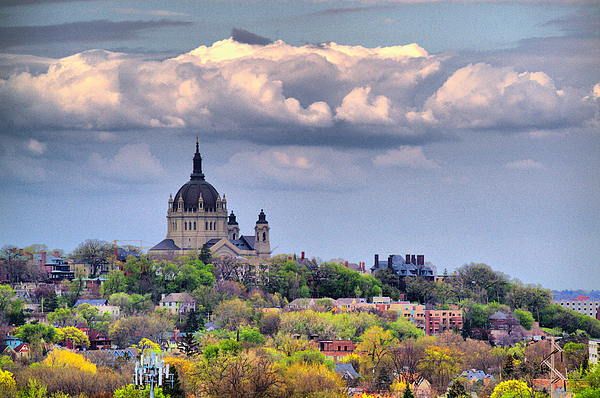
[159,293,196,314]
[14,343,30,359]
[334,363,361,381]
[318,339,355,362]
[458,369,495,385]
[371,254,435,278]
[31,252,74,281]
[74,299,120,318]
[333,298,368,312]
[88,331,112,350]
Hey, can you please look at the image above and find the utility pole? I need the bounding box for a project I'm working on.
[541,335,567,398]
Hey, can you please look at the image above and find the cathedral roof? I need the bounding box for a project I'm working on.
[173,140,220,212]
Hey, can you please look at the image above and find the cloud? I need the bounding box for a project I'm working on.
[504,159,546,171]
[0,38,597,149]
[25,139,46,155]
[421,63,597,131]
[0,19,193,49]
[88,144,165,182]
[373,146,439,169]
[231,28,273,46]
[217,147,365,191]
[335,86,392,124]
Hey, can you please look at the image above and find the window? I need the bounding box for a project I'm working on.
[193,222,196,230]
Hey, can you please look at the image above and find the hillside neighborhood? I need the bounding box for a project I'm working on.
[1,242,599,398]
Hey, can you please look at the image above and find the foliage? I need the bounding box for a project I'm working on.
[109,315,174,348]
[213,298,254,331]
[17,379,47,398]
[490,380,533,398]
[196,353,283,398]
[448,379,470,398]
[47,308,75,327]
[14,323,55,344]
[571,364,600,398]
[70,239,113,277]
[418,345,462,393]
[0,368,16,398]
[282,362,346,398]
[53,327,90,349]
[355,326,397,373]
[113,384,167,398]
[284,349,334,369]
[387,317,424,341]
[43,349,97,373]
[239,326,266,346]
[513,309,535,330]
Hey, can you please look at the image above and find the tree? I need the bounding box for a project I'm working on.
[47,308,74,327]
[448,379,470,398]
[70,239,113,277]
[53,326,90,349]
[283,362,346,398]
[0,246,26,287]
[177,333,200,357]
[418,345,462,393]
[16,379,47,398]
[113,384,168,398]
[514,309,535,330]
[490,380,534,398]
[0,368,16,398]
[213,298,253,331]
[109,315,174,348]
[389,339,426,387]
[196,354,283,398]
[356,326,398,372]
[43,348,97,373]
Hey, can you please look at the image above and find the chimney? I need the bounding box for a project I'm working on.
[374,254,379,268]
[388,255,393,269]
[41,251,47,265]
[406,254,411,264]
[417,255,424,266]
[345,261,349,268]
[411,255,416,265]
[301,251,305,260]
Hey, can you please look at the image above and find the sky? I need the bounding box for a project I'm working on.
[0,0,598,291]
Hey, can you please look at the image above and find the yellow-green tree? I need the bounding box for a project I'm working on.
[282,362,346,398]
[417,345,462,393]
[43,349,97,374]
[53,327,90,349]
[0,368,16,398]
[355,325,397,373]
[490,380,534,398]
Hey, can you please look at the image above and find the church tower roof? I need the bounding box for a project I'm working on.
[173,139,219,211]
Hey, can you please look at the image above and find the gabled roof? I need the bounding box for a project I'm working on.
[75,299,108,307]
[335,363,360,379]
[149,239,181,251]
[489,311,508,320]
[161,293,195,303]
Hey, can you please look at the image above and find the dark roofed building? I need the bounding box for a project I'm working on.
[371,253,434,278]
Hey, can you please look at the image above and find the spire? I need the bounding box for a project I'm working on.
[191,136,205,180]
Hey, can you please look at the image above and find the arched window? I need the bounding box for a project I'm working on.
[193,222,196,230]
[263,232,266,242]
[205,222,208,230]
[184,222,187,231]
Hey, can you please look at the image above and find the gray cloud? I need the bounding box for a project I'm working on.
[231,28,273,46]
[0,19,193,49]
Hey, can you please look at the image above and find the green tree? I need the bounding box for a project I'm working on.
[514,309,535,330]
[213,298,253,331]
[16,379,47,398]
[447,379,469,398]
[418,345,462,393]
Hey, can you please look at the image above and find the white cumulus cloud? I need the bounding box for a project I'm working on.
[89,144,165,182]
[373,146,439,169]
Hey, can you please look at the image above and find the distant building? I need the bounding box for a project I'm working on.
[371,254,434,278]
[318,339,355,362]
[159,293,196,315]
[149,140,271,260]
[555,295,600,319]
[424,309,463,335]
[31,252,74,281]
[590,339,600,366]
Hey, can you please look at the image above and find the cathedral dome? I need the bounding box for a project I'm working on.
[172,140,219,211]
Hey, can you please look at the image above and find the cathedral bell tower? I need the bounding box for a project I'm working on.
[254,209,270,259]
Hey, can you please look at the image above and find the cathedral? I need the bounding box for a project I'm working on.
[148,140,271,260]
